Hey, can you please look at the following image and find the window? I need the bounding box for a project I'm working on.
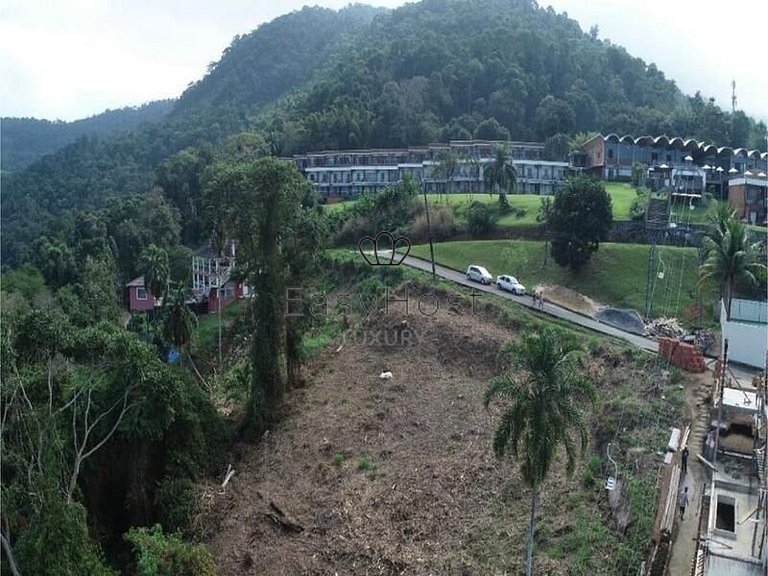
[136,287,148,300]
[607,149,614,160]
[715,496,736,533]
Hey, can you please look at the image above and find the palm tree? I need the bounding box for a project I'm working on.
[704,200,736,241]
[484,328,595,576]
[162,284,197,365]
[435,149,459,201]
[483,146,517,213]
[699,216,766,320]
[139,244,169,303]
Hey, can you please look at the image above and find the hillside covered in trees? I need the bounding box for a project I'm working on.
[1,100,174,172]
[2,0,767,267]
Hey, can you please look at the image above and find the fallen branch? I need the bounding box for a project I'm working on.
[0,529,21,576]
[221,464,235,488]
[697,453,717,472]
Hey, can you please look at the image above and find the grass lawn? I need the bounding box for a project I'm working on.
[191,299,247,362]
[410,239,712,320]
[602,181,637,221]
[324,182,640,225]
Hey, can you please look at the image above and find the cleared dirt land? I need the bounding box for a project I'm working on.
[201,283,686,575]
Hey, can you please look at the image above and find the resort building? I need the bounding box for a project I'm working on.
[580,134,768,198]
[292,140,569,199]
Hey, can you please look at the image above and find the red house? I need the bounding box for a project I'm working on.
[125,276,160,312]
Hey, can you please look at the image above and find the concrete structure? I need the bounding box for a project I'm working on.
[720,299,768,369]
[728,176,768,226]
[293,140,569,199]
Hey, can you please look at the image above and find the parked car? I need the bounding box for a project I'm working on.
[496,275,526,295]
[466,265,493,285]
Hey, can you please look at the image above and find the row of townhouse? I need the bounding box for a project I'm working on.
[292,140,570,198]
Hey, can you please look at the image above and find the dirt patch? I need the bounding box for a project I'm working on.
[200,291,682,575]
[537,284,600,318]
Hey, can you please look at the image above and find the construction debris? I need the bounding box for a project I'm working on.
[644,317,685,339]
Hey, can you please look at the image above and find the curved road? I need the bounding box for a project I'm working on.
[386,251,660,353]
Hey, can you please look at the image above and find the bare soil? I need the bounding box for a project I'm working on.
[199,294,675,575]
[538,284,600,318]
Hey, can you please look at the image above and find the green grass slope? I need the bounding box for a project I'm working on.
[410,239,711,320]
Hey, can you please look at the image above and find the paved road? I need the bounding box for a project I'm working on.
[387,252,661,353]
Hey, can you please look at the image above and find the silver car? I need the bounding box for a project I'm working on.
[496,275,526,295]
[466,265,492,285]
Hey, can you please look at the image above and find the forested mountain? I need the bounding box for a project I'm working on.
[256,0,766,153]
[1,100,174,172]
[3,0,766,267]
[172,4,383,118]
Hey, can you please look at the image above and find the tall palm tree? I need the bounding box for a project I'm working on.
[699,216,766,320]
[483,146,517,212]
[162,284,197,365]
[484,328,595,576]
[139,244,169,303]
[435,149,459,201]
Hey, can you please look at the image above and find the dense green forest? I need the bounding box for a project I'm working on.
[1,101,174,172]
[2,0,767,269]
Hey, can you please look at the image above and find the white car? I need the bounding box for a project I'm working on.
[466,265,493,285]
[496,275,526,295]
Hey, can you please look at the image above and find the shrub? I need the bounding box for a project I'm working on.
[629,189,648,221]
[124,524,216,576]
[409,203,457,241]
[582,455,602,488]
[15,499,116,576]
[467,201,496,237]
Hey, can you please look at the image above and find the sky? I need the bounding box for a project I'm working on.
[1,0,766,122]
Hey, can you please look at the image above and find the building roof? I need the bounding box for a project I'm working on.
[126,276,145,288]
[591,133,766,159]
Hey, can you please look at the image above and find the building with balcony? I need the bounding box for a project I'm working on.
[191,240,249,314]
[292,140,569,199]
[581,134,768,198]
[728,176,768,226]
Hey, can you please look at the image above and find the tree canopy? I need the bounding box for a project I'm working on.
[549,176,613,272]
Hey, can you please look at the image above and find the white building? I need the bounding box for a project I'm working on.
[293,140,569,199]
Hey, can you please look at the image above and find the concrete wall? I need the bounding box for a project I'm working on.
[721,300,768,368]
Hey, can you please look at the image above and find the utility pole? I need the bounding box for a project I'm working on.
[713,338,729,465]
[422,179,436,281]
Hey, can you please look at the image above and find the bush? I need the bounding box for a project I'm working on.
[15,499,116,576]
[467,201,496,237]
[582,455,603,488]
[629,188,648,221]
[409,203,457,241]
[124,524,216,576]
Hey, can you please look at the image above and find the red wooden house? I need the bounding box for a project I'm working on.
[125,276,160,312]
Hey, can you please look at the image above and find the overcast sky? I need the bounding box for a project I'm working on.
[1,0,766,123]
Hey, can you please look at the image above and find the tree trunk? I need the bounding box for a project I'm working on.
[526,482,538,576]
[724,281,733,321]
